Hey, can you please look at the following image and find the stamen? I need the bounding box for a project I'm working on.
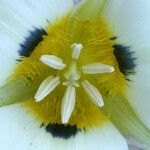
[61,86,76,124]
[71,43,83,60]
[82,63,114,74]
[34,76,60,102]
[82,80,104,107]
[40,55,66,70]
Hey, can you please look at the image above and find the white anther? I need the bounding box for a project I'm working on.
[61,86,76,124]
[40,55,66,70]
[71,43,83,59]
[82,63,114,74]
[34,76,60,102]
[82,80,104,107]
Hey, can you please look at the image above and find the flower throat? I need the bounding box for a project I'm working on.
[11,14,126,129]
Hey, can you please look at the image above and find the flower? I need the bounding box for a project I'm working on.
[0,0,150,150]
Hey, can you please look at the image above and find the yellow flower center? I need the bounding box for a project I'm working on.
[11,14,126,129]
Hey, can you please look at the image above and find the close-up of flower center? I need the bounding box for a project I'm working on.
[10,14,127,130]
[34,43,114,124]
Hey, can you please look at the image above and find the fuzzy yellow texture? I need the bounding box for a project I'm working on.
[11,14,126,129]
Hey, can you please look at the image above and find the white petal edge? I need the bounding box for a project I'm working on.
[128,146,142,150]
[34,76,60,102]
[82,80,104,107]
[0,104,128,150]
[82,63,114,74]
[73,0,81,6]
[102,0,150,128]
[0,0,73,86]
[128,139,146,150]
[40,55,66,70]
[61,86,76,124]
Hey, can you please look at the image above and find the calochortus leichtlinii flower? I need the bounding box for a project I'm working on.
[0,0,150,150]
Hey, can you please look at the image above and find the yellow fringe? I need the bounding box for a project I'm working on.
[10,14,126,129]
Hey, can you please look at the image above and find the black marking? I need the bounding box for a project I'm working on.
[16,59,22,62]
[40,122,45,128]
[110,36,117,40]
[18,28,47,57]
[46,123,79,139]
[113,44,136,77]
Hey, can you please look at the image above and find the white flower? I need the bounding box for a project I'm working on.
[0,0,150,150]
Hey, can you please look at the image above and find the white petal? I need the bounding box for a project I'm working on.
[103,0,150,128]
[82,63,114,74]
[40,55,66,70]
[34,76,60,102]
[61,86,76,124]
[71,43,83,59]
[127,50,150,129]
[103,0,150,47]
[0,105,128,150]
[0,0,73,86]
[82,80,104,107]
[0,0,73,30]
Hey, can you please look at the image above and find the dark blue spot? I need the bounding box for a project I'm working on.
[113,44,136,78]
[45,123,79,139]
[18,28,47,57]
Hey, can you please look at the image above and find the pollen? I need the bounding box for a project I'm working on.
[12,14,126,129]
